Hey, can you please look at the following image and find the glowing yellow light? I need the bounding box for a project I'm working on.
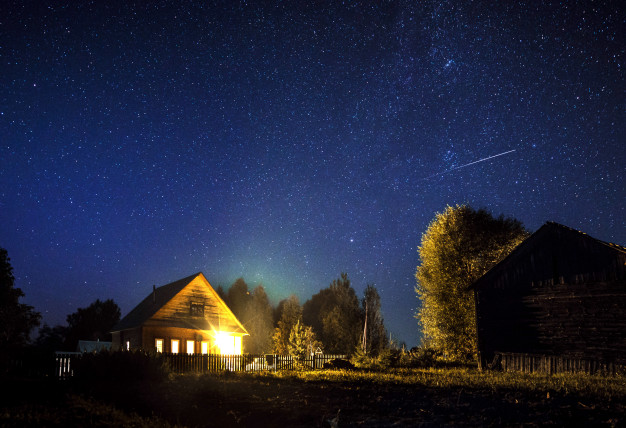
[214,331,241,355]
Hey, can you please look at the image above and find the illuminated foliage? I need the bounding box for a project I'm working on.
[415,205,528,360]
[0,247,41,352]
[272,295,302,354]
[288,320,320,368]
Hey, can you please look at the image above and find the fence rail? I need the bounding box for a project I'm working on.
[52,352,347,378]
[497,352,624,375]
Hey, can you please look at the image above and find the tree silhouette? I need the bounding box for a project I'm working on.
[0,247,40,354]
[65,299,121,350]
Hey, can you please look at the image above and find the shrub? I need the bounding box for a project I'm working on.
[73,350,170,382]
[323,358,355,370]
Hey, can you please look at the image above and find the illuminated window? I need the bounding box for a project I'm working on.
[234,336,241,354]
[125,340,130,351]
[201,341,209,355]
[155,338,163,353]
[187,340,195,354]
[171,339,179,354]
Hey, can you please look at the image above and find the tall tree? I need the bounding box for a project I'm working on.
[65,299,121,350]
[272,295,302,354]
[243,285,274,353]
[226,278,251,321]
[415,205,528,360]
[361,285,386,357]
[303,273,362,354]
[0,247,41,354]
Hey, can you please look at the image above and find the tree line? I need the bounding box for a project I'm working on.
[1,245,387,358]
[3,203,529,364]
[217,272,388,356]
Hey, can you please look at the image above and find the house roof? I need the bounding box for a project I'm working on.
[470,222,626,291]
[111,272,248,335]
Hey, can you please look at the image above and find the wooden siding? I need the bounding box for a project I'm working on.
[112,327,142,351]
[151,275,245,334]
[141,325,221,353]
[473,223,626,372]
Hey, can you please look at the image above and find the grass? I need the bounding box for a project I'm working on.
[2,367,624,426]
[273,366,626,400]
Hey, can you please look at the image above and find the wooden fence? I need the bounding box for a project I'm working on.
[166,353,346,373]
[53,352,347,378]
[497,352,624,375]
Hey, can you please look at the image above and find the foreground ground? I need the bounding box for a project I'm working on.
[2,368,625,427]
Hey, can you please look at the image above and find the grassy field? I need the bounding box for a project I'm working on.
[2,367,625,427]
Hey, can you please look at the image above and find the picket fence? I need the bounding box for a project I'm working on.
[497,352,624,375]
[55,352,346,379]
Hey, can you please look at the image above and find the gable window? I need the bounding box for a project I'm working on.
[186,340,195,355]
[155,338,163,353]
[171,339,180,354]
[190,303,204,316]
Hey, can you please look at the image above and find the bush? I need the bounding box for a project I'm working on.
[73,350,170,382]
[323,358,355,370]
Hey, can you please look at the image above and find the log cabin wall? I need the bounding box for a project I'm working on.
[473,223,626,371]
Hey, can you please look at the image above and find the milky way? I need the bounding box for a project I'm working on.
[1,1,624,346]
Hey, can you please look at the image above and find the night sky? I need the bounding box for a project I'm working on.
[1,1,624,347]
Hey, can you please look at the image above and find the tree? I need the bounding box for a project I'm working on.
[272,295,302,354]
[361,284,386,357]
[0,247,41,353]
[415,205,528,360]
[34,324,68,353]
[65,299,121,350]
[303,273,362,354]
[226,278,251,321]
[244,285,274,353]
[288,320,320,368]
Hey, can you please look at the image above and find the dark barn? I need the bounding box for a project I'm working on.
[471,222,626,374]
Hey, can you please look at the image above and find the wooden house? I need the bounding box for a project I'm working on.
[111,273,248,354]
[471,222,626,373]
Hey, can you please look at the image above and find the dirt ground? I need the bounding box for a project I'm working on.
[2,373,624,427]
[88,372,623,427]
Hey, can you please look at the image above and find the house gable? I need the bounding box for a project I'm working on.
[112,273,248,336]
[148,274,248,335]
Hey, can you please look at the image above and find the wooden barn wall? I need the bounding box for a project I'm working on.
[476,280,626,369]
[475,228,626,370]
[151,276,242,333]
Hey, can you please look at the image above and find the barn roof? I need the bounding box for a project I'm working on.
[111,272,247,335]
[470,222,626,291]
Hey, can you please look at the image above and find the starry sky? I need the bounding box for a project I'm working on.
[1,1,624,347]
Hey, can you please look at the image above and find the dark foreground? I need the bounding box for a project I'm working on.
[1,370,624,427]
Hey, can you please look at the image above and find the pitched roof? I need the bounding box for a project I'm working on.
[111,272,247,334]
[470,222,626,291]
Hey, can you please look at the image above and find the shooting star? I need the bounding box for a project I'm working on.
[424,149,517,179]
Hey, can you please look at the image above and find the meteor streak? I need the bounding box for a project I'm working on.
[425,149,517,179]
